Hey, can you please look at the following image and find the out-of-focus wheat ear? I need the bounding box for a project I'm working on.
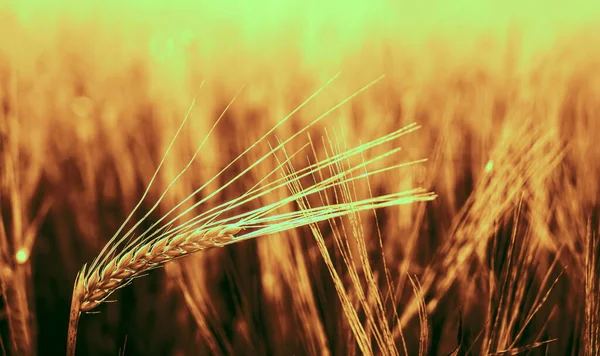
[67,267,86,356]
[584,216,599,356]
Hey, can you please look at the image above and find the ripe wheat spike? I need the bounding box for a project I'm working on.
[66,73,435,355]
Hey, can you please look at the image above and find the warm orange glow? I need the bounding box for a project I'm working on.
[1,0,600,355]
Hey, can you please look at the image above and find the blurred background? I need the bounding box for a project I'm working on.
[1,0,600,355]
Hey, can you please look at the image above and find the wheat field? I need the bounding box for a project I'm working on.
[1,1,600,355]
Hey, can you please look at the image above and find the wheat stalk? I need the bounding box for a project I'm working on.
[66,74,436,355]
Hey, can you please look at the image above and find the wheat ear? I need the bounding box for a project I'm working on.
[66,74,429,355]
[67,225,240,354]
[79,225,240,312]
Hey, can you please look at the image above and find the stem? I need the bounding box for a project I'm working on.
[1,264,33,355]
[67,273,83,356]
[67,300,81,356]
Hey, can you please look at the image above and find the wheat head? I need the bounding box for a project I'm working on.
[71,225,241,313]
[66,74,434,355]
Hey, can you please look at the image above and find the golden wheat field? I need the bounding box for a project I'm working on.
[1,1,600,355]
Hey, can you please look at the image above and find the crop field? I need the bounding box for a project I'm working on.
[1,1,600,355]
